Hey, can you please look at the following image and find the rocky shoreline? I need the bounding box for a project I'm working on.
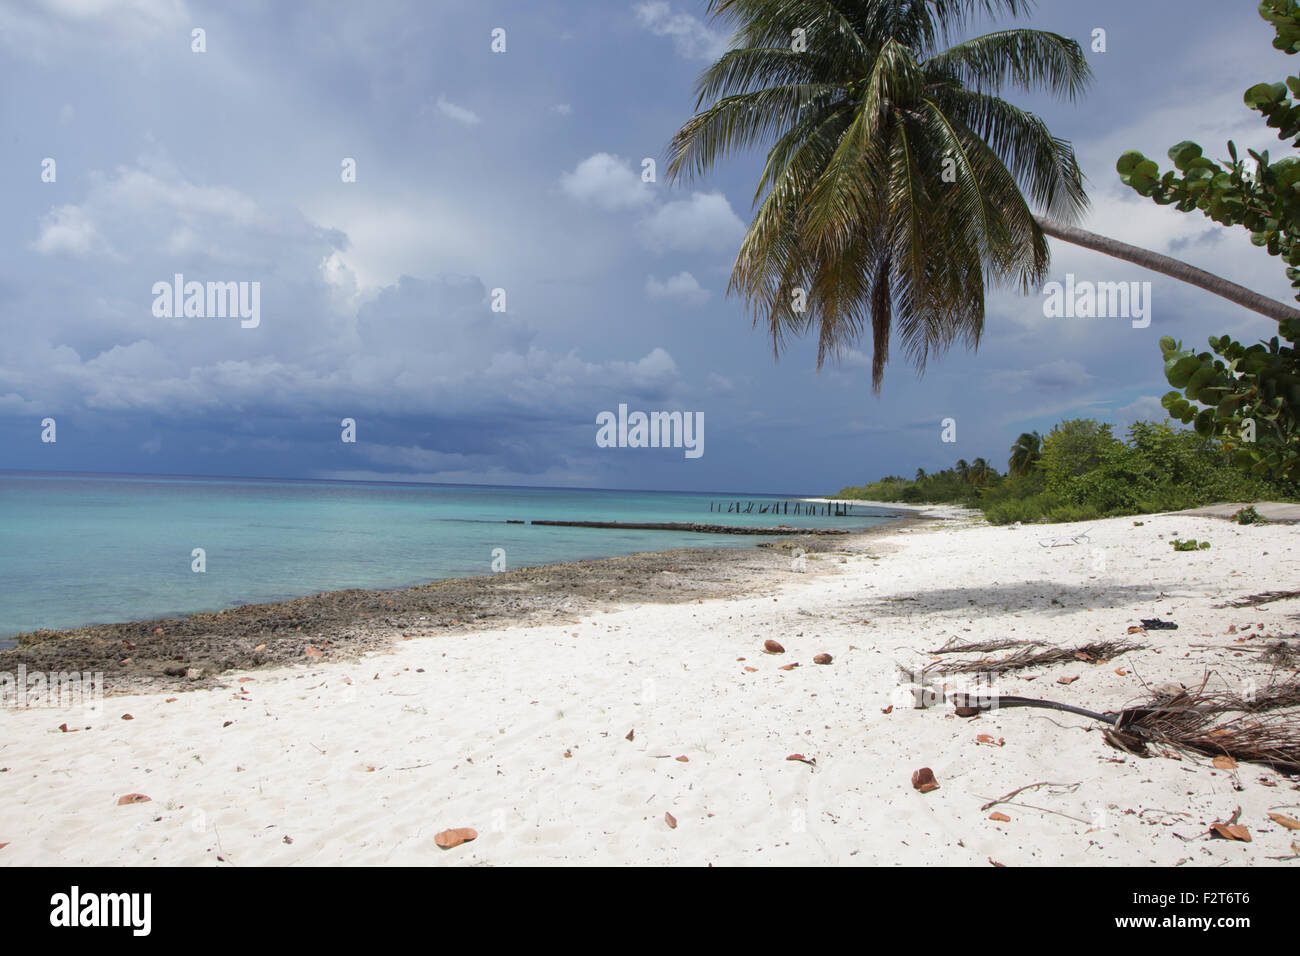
[1,515,921,695]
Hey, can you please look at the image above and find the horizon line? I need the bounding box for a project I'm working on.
[0,467,840,502]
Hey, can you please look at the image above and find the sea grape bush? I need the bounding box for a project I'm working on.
[1158,332,1299,478]
[1116,138,1300,299]
[1117,0,1300,480]
[1263,0,1300,53]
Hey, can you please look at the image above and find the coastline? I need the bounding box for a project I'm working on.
[4,506,1298,865]
[1,511,928,695]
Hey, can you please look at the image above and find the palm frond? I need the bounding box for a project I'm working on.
[667,84,845,183]
[925,28,1091,100]
[932,86,1087,223]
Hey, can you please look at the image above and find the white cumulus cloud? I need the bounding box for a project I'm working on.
[646,271,709,304]
[560,153,654,210]
[29,204,116,258]
[435,94,481,125]
[639,191,745,253]
[634,1,729,61]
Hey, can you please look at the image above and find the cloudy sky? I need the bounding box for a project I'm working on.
[0,0,1293,494]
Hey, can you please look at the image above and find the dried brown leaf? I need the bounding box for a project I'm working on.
[434,827,478,849]
[912,767,939,793]
[1209,823,1251,842]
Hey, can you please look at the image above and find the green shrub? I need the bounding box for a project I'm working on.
[1040,420,1126,491]
[1232,504,1264,524]
[832,416,1300,525]
[982,491,1060,524]
[1043,502,1102,523]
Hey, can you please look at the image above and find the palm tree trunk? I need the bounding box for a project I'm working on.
[1035,216,1300,323]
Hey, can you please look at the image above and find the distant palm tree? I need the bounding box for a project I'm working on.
[955,459,970,483]
[1008,430,1042,476]
[970,456,992,485]
[915,467,927,481]
[666,0,1300,392]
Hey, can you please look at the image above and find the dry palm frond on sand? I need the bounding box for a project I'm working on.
[1214,678,1300,714]
[1214,588,1300,609]
[929,636,1043,656]
[953,681,1300,775]
[934,640,1143,675]
[1259,640,1297,668]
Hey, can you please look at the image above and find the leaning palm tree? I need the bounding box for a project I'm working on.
[1008,429,1041,475]
[666,0,1300,391]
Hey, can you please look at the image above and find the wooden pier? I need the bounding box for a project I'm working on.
[708,499,856,517]
[528,520,849,536]
[509,500,861,536]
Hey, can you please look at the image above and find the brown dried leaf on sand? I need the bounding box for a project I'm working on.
[911,767,939,793]
[434,827,478,849]
[1209,807,1251,842]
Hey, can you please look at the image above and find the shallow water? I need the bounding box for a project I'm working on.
[0,472,896,639]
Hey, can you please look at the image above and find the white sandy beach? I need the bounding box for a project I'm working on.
[2,508,1298,866]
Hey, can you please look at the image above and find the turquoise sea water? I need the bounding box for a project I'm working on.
[0,473,897,641]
